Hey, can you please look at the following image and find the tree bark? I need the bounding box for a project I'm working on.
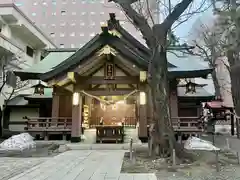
[211,69,221,98]
[149,43,176,155]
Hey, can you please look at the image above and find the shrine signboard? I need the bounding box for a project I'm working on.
[104,63,115,80]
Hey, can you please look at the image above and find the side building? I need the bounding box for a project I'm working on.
[0,3,57,136]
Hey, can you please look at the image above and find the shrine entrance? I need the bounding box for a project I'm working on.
[89,95,137,128]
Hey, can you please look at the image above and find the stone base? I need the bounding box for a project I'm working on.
[71,136,81,143]
[139,136,148,143]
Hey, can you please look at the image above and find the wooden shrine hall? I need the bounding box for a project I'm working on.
[13,13,214,143]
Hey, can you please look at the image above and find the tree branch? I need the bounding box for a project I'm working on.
[110,0,155,47]
[162,0,194,30]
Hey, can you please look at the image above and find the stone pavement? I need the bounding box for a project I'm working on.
[7,150,157,180]
[0,157,49,180]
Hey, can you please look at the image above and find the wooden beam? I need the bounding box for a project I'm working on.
[85,89,135,96]
[76,76,139,84]
[48,72,76,87]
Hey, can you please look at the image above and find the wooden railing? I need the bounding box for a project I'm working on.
[171,116,204,133]
[23,116,72,131]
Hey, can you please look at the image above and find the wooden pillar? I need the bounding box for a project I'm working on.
[51,94,60,117]
[169,89,178,117]
[138,86,148,142]
[71,93,82,142]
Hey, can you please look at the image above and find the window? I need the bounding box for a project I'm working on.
[60,44,65,48]
[52,0,56,5]
[81,12,86,15]
[90,33,95,37]
[52,12,56,16]
[32,12,37,16]
[51,24,56,27]
[26,46,34,57]
[100,22,105,26]
[100,12,104,15]
[90,12,96,15]
[70,32,75,37]
[62,0,67,4]
[60,33,65,37]
[60,22,66,26]
[71,22,76,26]
[41,24,46,28]
[50,33,55,37]
[72,12,76,15]
[80,33,84,36]
[82,0,86,4]
[15,2,23,6]
[90,22,95,26]
[33,2,38,5]
[100,0,104,3]
[61,10,66,15]
[71,44,75,48]
[42,1,47,5]
[80,22,85,26]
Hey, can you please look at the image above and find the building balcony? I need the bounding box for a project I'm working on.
[0,4,56,49]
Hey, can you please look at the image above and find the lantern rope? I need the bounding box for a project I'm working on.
[80,89,139,105]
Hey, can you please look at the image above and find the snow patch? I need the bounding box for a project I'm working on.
[184,136,220,151]
[0,133,36,152]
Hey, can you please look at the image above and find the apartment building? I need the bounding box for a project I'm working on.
[11,0,157,48]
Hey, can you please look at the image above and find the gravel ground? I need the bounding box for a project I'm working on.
[121,134,240,180]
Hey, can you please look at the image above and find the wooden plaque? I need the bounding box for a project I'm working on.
[104,63,115,80]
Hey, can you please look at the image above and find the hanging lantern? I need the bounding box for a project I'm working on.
[33,81,46,95]
[139,92,146,105]
[185,81,196,93]
[72,92,79,105]
[140,71,147,82]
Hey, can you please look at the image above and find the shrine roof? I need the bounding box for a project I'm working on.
[15,50,75,80]
[14,14,212,81]
[7,94,29,106]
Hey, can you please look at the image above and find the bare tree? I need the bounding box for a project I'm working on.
[110,0,209,157]
[0,52,30,137]
[188,19,230,97]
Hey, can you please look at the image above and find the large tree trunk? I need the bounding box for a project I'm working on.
[149,44,176,156]
[211,69,221,98]
[230,69,240,137]
[228,50,240,136]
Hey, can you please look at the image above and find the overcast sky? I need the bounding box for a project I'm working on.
[173,1,213,42]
